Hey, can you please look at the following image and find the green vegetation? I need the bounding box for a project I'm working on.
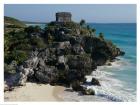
[91,28,96,36]
[98,32,104,40]
[45,19,96,37]
[4,16,109,74]
[80,19,86,27]
[4,15,124,91]
[4,16,26,28]
[4,16,26,34]
[24,25,42,35]
[4,17,47,74]
[5,30,47,64]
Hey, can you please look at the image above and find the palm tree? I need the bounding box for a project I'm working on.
[87,25,92,36]
[87,25,90,30]
[80,19,86,27]
[99,32,104,40]
[92,28,96,36]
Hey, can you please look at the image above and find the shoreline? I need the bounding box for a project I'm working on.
[4,82,65,101]
[53,85,65,101]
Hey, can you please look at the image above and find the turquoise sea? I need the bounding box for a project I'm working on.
[27,23,136,102]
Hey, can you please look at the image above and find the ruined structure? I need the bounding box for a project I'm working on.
[56,12,72,22]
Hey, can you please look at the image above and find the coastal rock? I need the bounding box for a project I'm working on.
[23,57,39,68]
[91,78,101,86]
[91,51,108,66]
[71,80,83,91]
[16,72,27,86]
[67,55,92,70]
[72,44,85,55]
[82,36,125,66]
[4,14,126,93]
[4,81,10,92]
[66,54,93,82]
[53,41,71,49]
[57,55,65,64]
[106,61,112,66]
[35,66,59,83]
[11,34,124,89]
[4,84,14,92]
[120,51,125,56]
[16,65,35,86]
[81,88,95,95]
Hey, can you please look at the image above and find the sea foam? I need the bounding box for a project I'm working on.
[61,59,136,102]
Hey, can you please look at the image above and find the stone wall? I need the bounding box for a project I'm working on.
[56,12,72,22]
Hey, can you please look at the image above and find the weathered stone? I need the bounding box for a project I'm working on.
[91,78,101,86]
[4,81,9,92]
[57,55,65,64]
[35,66,58,83]
[72,44,85,55]
[81,88,95,95]
[16,72,27,86]
[71,80,83,91]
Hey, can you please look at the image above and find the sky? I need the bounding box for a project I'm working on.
[4,4,136,23]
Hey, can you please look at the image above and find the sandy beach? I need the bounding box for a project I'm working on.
[4,82,65,101]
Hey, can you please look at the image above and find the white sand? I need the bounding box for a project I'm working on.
[4,82,65,101]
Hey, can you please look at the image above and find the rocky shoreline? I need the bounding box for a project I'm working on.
[4,15,125,96]
[4,30,125,95]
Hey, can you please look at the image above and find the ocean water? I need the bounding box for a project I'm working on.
[27,23,136,102]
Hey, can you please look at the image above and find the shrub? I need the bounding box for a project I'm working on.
[4,61,17,74]
[80,19,86,27]
[11,50,28,65]
[30,36,46,48]
[99,32,104,40]
[24,25,42,35]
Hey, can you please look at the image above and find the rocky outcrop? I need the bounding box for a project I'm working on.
[35,66,59,83]
[4,22,125,94]
[81,36,125,66]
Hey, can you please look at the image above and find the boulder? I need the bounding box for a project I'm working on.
[35,66,58,83]
[15,72,27,86]
[57,55,65,64]
[120,51,125,56]
[4,81,10,92]
[80,77,87,84]
[91,78,101,86]
[81,88,95,95]
[71,80,83,91]
[23,57,39,68]
[106,62,112,66]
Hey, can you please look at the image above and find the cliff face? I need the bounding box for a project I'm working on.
[13,28,124,87]
[4,21,125,94]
